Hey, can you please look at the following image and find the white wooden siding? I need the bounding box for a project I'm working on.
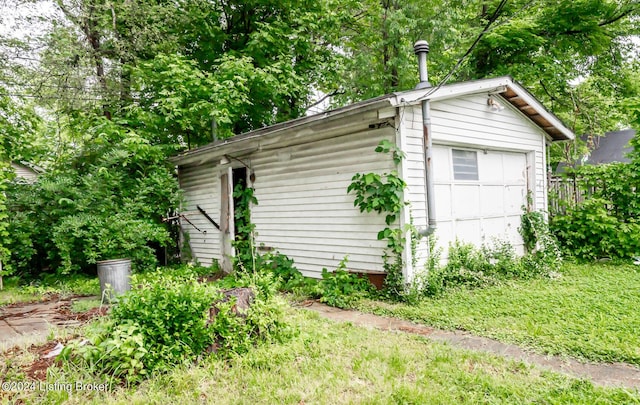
[401,93,547,267]
[251,128,395,278]
[11,162,38,182]
[397,105,428,275]
[179,163,222,267]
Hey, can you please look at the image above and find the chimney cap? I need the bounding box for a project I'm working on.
[414,40,430,55]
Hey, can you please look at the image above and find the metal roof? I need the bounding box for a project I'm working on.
[171,76,575,166]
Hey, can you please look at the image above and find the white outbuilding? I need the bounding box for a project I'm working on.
[171,47,574,281]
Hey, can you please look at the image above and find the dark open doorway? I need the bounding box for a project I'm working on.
[231,167,253,269]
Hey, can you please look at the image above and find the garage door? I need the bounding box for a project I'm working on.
[432,145,530,254]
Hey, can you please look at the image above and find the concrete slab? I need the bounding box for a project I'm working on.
[0,320,20,340]
[7,317,49,326]
[10,320,51,335]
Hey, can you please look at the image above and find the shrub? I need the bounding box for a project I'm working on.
[62,320,148,383]
[438,240,497,289]
[520,209,563,276]
[109,274,217,373]
[4,121,181,277]
[549,161,640,261]
[62,269,292,383]
[551,198,640,261]
[254,251,303,290]
[318,257,373,309]
[415,234,559,298]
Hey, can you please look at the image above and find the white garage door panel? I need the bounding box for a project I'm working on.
[452,185,480,217]
[478,152,504,182]
[505,186,526,212]
[432,145,529,254]
[480,186,505,215]
[435,221,455,249]
[456,220,482,245]
[435,184,452,219]
[433,147,452,182]
[503,153,528,182]
[482,217,505,239]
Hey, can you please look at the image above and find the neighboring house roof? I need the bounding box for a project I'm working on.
[555,129,636,173]
[584,129,635,165]
[171,76,574,166]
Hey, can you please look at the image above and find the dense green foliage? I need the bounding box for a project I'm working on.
[61,266,291,384]
[1,0,638,278]
[335,0,640,151]
[233,183,258,272]
[550,160,640,261]
[4,118,180,275]
[0,93,42,281]
[347,139,408,298]
[318,256,373,309]
[415,235,561,299]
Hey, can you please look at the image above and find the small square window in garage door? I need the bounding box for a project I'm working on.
[452,149,479,180]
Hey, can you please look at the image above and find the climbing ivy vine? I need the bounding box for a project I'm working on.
[233,183,258,272]
[347,139,408,297]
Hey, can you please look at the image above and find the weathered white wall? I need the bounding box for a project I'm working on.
[179,163,222,267]
[400,93,547,269]
[251,128,395,278]
[11,162,38,182]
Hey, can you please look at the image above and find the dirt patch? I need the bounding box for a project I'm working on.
[23,341,62,380]
[1,297,107,381]
[53,305,109,324]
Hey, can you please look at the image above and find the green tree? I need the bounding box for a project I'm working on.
[0,91,41,285]
[335,0,640,166]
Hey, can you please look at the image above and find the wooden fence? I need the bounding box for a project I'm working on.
[547,175,598,215]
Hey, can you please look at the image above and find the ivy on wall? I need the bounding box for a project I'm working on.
[232,183,258,272]
[347,139,409,297]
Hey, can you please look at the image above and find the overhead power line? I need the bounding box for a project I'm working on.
[425,0,510,98]
[0,92,113,102]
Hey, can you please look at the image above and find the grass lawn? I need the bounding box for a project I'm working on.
[0,275,100,305]
[4,309,639,404]
[357,262,640,366]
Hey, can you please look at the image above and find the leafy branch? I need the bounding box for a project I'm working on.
[347,139,408,297]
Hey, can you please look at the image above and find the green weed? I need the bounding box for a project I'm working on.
[358,262,640,365]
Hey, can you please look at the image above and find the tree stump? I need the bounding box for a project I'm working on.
[206,287,255,353]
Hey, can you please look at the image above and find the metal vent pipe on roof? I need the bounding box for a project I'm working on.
[414,40,431,89]
[414,40,437,238]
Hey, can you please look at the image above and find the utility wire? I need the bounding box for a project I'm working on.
[424,0,510,98]
[0,92,114,101]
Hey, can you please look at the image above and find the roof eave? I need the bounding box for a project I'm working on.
[390,76,575,142]
[499,85,574,142]
[170,96,394,166]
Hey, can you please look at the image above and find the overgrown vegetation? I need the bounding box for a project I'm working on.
[5,309,639,404]
[415,238,561,299]
[232,182,258,272]
[317,256,373,309]
[4,119,181,276]
[0,273,100,305]
[347,139,409,298]
[358,262,640,366]
[550,159,640,261]
[402,206,563,301]
[60,265,290,384]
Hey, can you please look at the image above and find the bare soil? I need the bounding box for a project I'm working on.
[0,296,107,381]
